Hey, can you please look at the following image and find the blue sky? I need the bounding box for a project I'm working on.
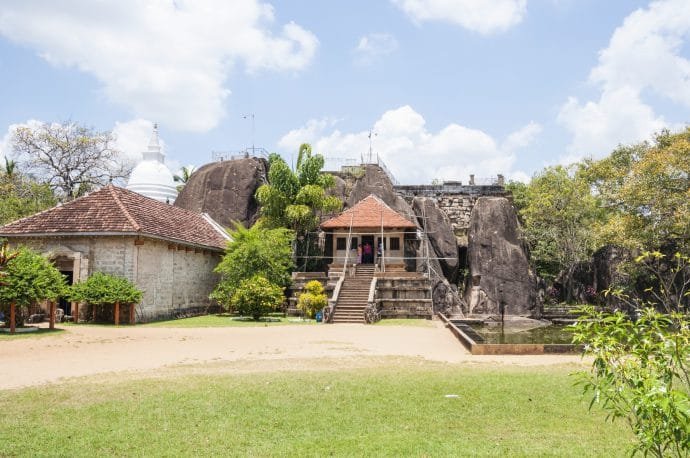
[1,0,688,184]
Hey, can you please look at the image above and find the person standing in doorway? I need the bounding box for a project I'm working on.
[357,244,362,264]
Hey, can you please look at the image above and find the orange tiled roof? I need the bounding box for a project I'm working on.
[0,185,229,250]
[321,195,417,230]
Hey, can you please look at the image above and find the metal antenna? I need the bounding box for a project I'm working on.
[367,130,377,164]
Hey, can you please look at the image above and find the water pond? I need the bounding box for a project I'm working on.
[457,322,575,345]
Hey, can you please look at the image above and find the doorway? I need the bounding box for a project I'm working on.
[361,235,374,264]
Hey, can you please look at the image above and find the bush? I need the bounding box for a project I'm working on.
[230,275,284,321]
[296,280,327,318]
[571,307,690,457]
[68,272,142,321]
[0,247,66,327]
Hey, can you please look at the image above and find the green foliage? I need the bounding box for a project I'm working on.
[583,128,690,251]
[571,307,690,457]
[296,280,327,318]
[68,272,143,306]
[0,240,18,287]
[0,247,66,327]
[210,224,294,310]
[0,169,57,225]
[514,165,603,280]
[0,247,66,307]
[230,275,284,320]
[254,144,341,271]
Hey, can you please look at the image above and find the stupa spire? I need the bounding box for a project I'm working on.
[142,122,164,163]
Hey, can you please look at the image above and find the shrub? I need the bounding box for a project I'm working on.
[230,275,284,321]
[0,247,66,327]
[571,307,690,457]
[297,280,327,319]
[68,272,142,320]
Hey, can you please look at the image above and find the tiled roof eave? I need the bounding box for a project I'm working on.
[0,231,226,252]
[321,225,417,230]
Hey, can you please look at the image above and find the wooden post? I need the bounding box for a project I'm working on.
[49,300,56,330]
[10,301,16,334]
[114,301,120,326]
[72,302,79,323]
[129,303,135,325]
[92,304,96,322]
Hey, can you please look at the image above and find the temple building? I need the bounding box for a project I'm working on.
[126,124,178,203]
[321,194,418,272]
[0,186,229,322]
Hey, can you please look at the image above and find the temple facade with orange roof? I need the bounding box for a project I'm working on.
[0,185,230,322]
[320,194,418,272]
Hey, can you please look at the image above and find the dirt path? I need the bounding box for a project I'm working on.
[0,321,585,390]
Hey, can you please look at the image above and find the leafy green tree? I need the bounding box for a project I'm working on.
[514,165,603,281]
[255,144,342,270]
[297,280,327,318]
[0,247,66,327]
[210,223,294,310]
[68,272,143,306]
[583,128,690,251]
[571,307,690,457]
[230,275,284,320]
[0,168,57,225]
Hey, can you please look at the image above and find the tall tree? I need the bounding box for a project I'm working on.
[255,144,341,270]
[11,121,132,200]
[0,166,57,225]
[583,128,690,251]
[516,165,603,281]
[210,223,294,310]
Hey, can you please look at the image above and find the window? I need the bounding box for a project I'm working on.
[390,237,400,251]
[336,237,347,250]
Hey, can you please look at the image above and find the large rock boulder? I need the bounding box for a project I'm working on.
[174,157,268,228]
[554,245,629,306]
[412,197,459,283]
[465,197,540,317]
[346,165,416,221]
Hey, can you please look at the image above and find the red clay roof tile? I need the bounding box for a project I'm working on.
[320,194,417,230]
[0,185,228,250]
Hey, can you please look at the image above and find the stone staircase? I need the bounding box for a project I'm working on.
[542,304,585,324]
[332,265,374,323]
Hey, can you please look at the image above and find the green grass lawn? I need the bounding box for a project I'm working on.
[0,327,65,339]
[143,314,316,327]
[0,362,633,457]
[374,318,435,327]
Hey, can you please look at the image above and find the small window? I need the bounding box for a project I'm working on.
[336,237,347,250]
[390,237,400,251]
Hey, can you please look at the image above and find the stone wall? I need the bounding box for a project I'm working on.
[7,235,221,322]
[395,184,508,241]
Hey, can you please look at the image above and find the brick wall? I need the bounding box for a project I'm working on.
[6,235,221,322]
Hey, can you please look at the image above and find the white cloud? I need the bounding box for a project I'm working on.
[391,0,527,34]
[0,120,43,164]
[354,33,399,65]
[501,121,542,152]
[278,106,538,184]
[558,0,690,159]
[0,1,318,132]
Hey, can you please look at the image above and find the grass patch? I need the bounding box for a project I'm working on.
[143,314,316,328]
[0,362,633,456]
[374,318,434,327]
[0,327,65,339]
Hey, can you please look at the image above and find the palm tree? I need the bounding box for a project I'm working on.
[173,165,195,192]
[3,157,16,177]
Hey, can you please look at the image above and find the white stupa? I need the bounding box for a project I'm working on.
[126,124,178,203]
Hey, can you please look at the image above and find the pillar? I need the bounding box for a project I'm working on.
[72,302,79,323]
[129,303,135,325]
[114,301,120,326]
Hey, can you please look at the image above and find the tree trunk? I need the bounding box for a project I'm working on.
[49,300,56,330]
[114,301,120,326]
[10,301,16,334]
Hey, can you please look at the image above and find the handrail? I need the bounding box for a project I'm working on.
[326,274,345,323]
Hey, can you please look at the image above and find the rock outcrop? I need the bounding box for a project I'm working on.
[412,197,459,283]
[174,157,268,228]
[465,197,540,317]
[554,245,629,305]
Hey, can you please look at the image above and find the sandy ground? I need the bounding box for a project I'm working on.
[0,321,585,390]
